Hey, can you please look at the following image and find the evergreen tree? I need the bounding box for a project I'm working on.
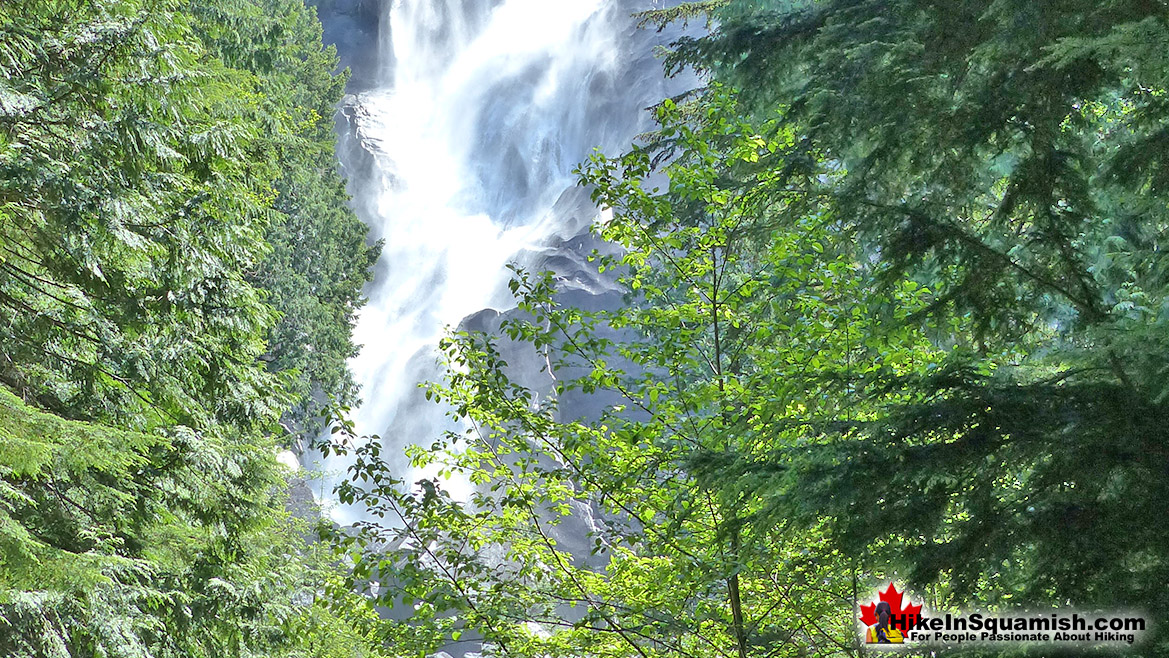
[0,0,381,654]
[187,0,380,443]
[659,0,1169,651]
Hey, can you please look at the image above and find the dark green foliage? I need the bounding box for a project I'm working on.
[659,0,1169,650]
[671,0,1169,346]
[0,384,304,657]
[188,0,380,440]
[0,0,380,654]
[0,0,285,432]
[802,363,1169,608]
[0,0,376,438]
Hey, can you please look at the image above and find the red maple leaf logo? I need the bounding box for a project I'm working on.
[860,583,922,626]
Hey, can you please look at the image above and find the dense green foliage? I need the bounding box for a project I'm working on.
[6,0,1166,655]
[0,0,376,438]
[0,0,380,654]
[668,0,1169,643]
[332,1,1169,657]
[189,0,379,438]
[1,0,280,431]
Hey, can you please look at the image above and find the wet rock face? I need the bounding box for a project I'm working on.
[286,476,321,524]
[335,94,390,234]
[455,224,639,573]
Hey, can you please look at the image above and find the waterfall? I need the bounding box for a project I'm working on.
[316,0,692,523]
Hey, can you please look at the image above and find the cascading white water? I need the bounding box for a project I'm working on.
[317,0,691,523]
